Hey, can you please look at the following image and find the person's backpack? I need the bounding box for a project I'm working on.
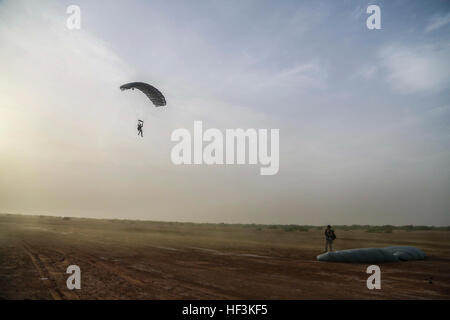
[331,231,336,240]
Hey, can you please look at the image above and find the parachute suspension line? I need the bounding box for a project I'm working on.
[119,82,168,135]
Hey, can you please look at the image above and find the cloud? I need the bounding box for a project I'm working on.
[0,0,143,166]
[379,44,450,94]
[425,12,450,32]
[354,65,378,80]
[0,0,281,221]
[263,61,328,90]
[231,60,328,94]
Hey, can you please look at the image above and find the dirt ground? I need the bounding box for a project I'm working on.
[0,214,449,300]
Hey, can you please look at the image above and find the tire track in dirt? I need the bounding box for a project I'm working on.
[74,252,232,299]
[22,242,79,300]
[48,249,123,299]
[75,253,146,287]
[22,242,62,300]
[50,245,236,299]
[50,249,159,298]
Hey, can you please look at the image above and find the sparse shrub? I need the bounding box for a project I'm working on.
[365,225,393,233]
[282,225,309,232]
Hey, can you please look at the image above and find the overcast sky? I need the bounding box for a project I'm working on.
[1,0,449,225]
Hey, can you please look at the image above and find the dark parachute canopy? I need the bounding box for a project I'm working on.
[120,82,166,107]
[317,246,425,263]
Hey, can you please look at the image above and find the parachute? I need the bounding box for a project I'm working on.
[120,82,166,107]
[317,246,425,263]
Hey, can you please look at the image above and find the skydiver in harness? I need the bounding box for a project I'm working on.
[137,120,144,137]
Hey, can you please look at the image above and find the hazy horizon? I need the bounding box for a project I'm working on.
[1,0,449,226]
[3,212,450,228]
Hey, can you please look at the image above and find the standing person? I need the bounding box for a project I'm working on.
[137,120,144,137]
[324,225,336,252]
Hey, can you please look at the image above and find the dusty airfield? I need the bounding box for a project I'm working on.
[0,214,449,300]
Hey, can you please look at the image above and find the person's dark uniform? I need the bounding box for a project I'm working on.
[324,225,336,252]
[137,120,144,137]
